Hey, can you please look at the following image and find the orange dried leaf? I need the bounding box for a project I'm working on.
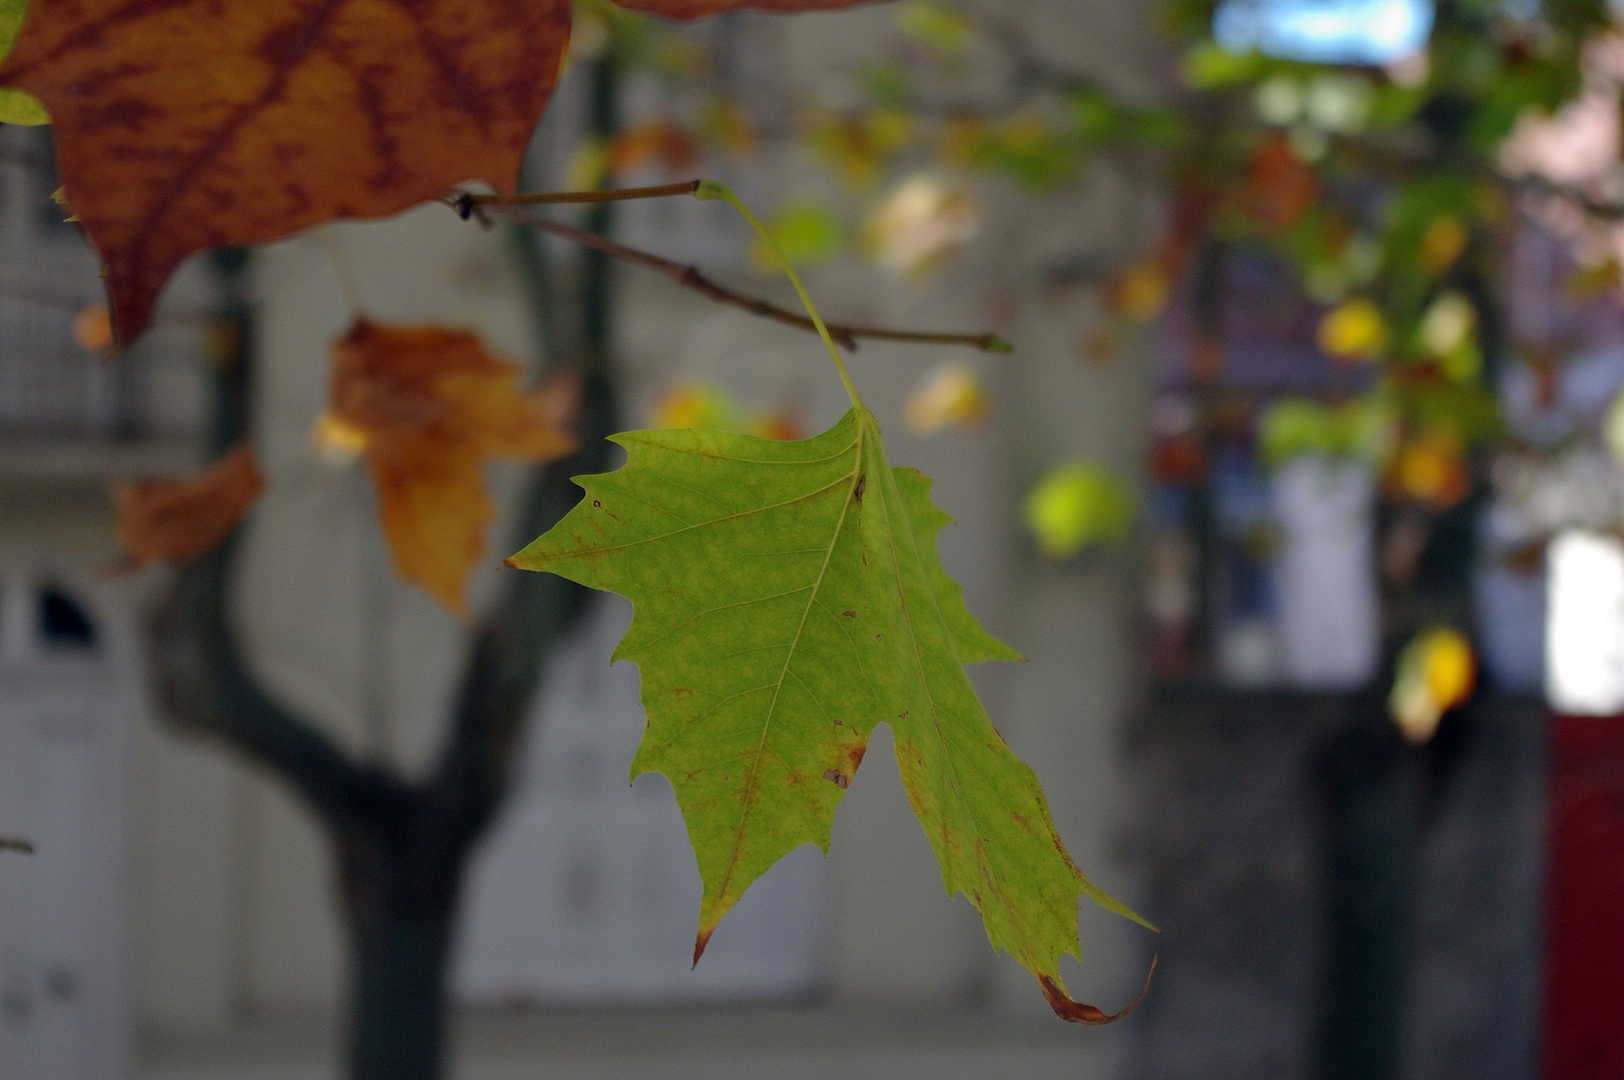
[72,303,113,354]
[609,121,700,178]
[111,444,266,569]
[330,319,578,616]
[0,0,872,345]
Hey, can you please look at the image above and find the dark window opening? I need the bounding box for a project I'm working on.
[37,586,96,650]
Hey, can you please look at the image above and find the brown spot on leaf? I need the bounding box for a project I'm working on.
[897,710,909,719]
[1010,810,1032,832]
[1038,956,1157,1026]
[823,769,849,789]
[840,610,857,618]
[593,499,602,507]
[845,744,867,772]
[854,474,866,502]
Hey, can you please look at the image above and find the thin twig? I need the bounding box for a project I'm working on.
[450,181,702,214]
[483,202,1011,354]
[0,838,34,853]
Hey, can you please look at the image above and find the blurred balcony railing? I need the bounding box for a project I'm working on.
[0,125,211,480]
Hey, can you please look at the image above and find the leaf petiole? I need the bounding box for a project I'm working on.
[693,179,862,408]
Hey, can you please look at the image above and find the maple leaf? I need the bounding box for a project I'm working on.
[330,318,577,617]
[508,404,1155,1021]
[111,443,266,569]
[0,0,875,344]
[0,0,41,123]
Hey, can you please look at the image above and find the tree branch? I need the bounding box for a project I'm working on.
[457,200,1011,354]
[451,181,702,210]
[149,538,403,828]
[422,63,625,859]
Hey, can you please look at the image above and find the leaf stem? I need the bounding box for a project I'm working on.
[693,180,859,407]
[316,228,366,318]
[479,203,1010,357]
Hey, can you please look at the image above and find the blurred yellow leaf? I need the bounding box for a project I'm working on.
[73,303,113,353]
[751,203,843,272]
[903,361,989,434]
[1419,291,1475,356]
[650,380,738,431]
[868,174,979,275]
[1108,261,1172,323]
[563,137,611,192]
[312,410,370,466]
[1419,214,1468,274]
[1390,626,1475,745]
[898,0,971,53]
[1317,297,1388,362]
[812,109,912,186]
[1391,429,1469,509]
[1023,461,1133,560]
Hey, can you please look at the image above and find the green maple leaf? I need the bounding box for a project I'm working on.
[509,402,1154,1020]
[0,0,45,125]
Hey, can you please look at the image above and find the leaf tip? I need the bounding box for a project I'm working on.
[692,926,715,968]
[1038,955,1156,1025]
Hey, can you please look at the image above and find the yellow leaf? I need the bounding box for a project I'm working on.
[1390,626,1475,745]
[1108,261,1172,323]
[1317,297,1388,362]
[330,319,577,616]
[1023,462,1133,559]
[867,174,979,275]
[72,303,112,353]
[902,361,988,433]
[649,380,738,431]
[1419,214,1468,274]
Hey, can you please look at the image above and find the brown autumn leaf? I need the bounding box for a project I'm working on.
[1239,135,1319,231]
[111,444,266,570]
[329,318,577,616]
[609,121,701,178]
[0,0,876,347]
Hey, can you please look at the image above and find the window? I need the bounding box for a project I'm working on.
[1214,0,1434,65]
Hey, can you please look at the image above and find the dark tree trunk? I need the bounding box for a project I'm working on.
[340,813,461,1080]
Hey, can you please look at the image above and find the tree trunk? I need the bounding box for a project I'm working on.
[340,820,461,1080]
